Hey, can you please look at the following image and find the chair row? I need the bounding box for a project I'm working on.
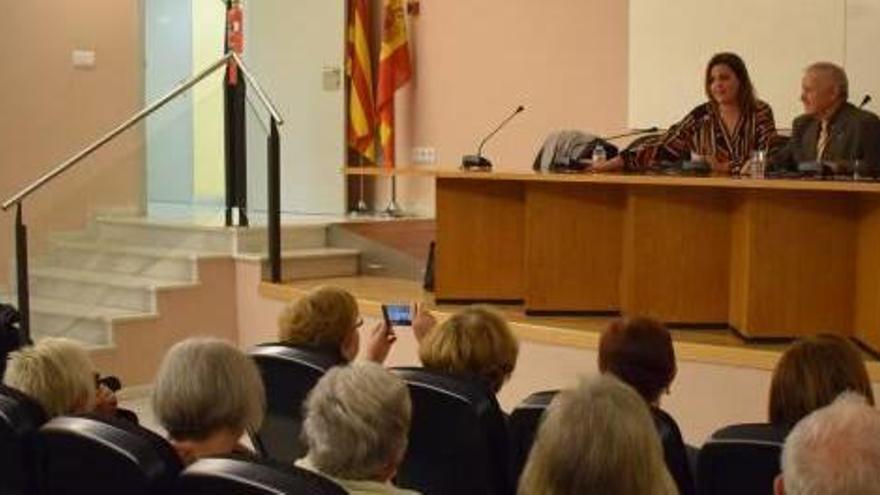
[251,344,789,495]
[0,386,346,494]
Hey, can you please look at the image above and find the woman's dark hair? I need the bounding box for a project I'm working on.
[598,317,676,404]
[768,334,874,428]
[704,52,757,112]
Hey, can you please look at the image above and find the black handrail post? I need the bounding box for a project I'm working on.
[268,118,281,283]
[223,0,248,228]
[14,203,31,343]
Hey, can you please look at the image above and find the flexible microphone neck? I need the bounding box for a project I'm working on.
[859,94,872,109]
[601,127,659,141]
[476,106,525,156]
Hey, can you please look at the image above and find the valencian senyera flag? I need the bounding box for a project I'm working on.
[376,0,412,168]
[346,0,376,163]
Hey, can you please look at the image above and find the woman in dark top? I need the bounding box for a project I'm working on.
[595,52,778,174]
[598,317,695,495]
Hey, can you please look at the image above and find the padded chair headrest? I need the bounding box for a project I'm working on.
[180,456,347,495]
[250,344,345,373]
[0,385,48,434]
[38,414,183,492]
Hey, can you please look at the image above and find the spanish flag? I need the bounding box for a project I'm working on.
[376,0,412,168]
[346,0,376,163]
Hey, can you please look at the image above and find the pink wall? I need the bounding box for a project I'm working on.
[390,0,629,211]
[0,1,145,287]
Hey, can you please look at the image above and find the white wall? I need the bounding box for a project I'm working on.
[245,0,346,215]
[628,0,880,129]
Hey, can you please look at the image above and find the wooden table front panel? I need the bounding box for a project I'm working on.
[856,196,880,349]
[621,186,732,323]
[435,178,525,301]
[730,191,856,338]
[524,182,625,312]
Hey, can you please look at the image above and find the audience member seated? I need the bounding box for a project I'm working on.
[518,374,677,495]
[769,333,874,429]
[277,285,395,364]
[153,337,265,465]
[598,317,695,495]
[593,52,778,175]
[418,305,519,396]
[3,337,106,418]
[298,362,419,495]
[775,392,880,494]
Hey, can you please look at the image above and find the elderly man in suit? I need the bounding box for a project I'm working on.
[771,62,880,174]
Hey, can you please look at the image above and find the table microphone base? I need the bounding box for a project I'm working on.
[462,155,493,171]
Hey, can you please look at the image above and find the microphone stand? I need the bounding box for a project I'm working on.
[383,175,403,217]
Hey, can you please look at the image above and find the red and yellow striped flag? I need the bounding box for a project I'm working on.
[376,0,412,168]
[346,0,376,163]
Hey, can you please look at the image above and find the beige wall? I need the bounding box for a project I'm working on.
[1,1,145,287]
[383,0,629,215]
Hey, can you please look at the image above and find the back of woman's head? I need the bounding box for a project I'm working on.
[277,286,359,350]
[518,374,677,495]
[153,337,265,441]
[3,337,96,417]
[598,317,676,404]
[769,334,874,428]
[418,305,519,393]
[303,362,411,481]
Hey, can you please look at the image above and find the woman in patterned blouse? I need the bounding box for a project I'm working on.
[594,52,778,174]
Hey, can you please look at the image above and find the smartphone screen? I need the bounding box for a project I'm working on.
[382,304,412,326]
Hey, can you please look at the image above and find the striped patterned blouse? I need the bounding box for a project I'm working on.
[630,100,778,171]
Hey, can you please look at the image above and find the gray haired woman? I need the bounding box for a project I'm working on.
[153,337,265,465]
[519,374,678,495]
[298,362,419,495]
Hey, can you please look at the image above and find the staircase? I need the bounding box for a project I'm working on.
[4,215,360,384]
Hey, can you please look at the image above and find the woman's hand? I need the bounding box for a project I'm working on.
[363,321,396,364]
[591,156,625,173]
[412,303,437,343]
[706,155,732,174]
[93,383,119,417]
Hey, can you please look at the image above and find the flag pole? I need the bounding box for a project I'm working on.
[354,155,370,214]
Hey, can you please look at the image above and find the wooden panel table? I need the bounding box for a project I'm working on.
[347,167,880,353]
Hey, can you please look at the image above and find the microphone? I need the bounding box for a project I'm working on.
[859,94,872,109]
[462,105,525,171]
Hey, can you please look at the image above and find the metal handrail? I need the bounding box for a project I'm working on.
[1,51,283,210]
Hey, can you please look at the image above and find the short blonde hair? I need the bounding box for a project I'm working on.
[3,337,96,417]
[303,362,411,480]
[418,305,518,393]
[277,286,359,348]
[153,337,265,441]
[519,374,677,495]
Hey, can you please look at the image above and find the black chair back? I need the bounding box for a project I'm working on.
[697,423,788,495]
[178,456,347,495]
[393,367,512,495]
[0,385,47,494]
[249,344,344,463]
[36,414,182,495]
[508,389,557,485]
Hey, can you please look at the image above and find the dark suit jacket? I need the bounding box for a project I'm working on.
[771,102,880,171]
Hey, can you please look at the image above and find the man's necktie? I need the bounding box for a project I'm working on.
[817,120,830,161]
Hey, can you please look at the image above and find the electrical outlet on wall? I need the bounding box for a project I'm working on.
[411,147,436,164]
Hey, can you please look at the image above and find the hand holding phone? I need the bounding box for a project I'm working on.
[382,303,413,327]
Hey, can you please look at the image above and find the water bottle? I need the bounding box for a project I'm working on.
[591,142,607,164]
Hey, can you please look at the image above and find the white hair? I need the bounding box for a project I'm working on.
[153,337,265,440]
[3,337,96,417]
[807,62,849,101]
[781,392,880,495]
[519,374,677,495]
[302,362,411,481]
